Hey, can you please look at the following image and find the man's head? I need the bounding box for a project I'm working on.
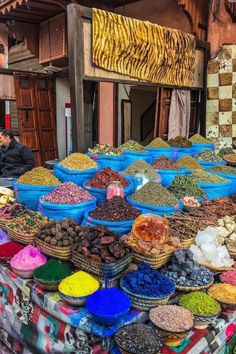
[0,129,14,148]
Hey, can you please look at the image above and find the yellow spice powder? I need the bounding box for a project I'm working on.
[208,283,236,304]
[59,271,99,297]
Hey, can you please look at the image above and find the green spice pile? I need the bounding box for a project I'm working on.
[121,160,159,179]
[195,150,223,162]
[210,165,236,175]
[18,167,60,186]
[152,156,181,170]
[130,182,178,206]
[179,291,221,316]
[168,136,192,148]
[147,137,170,148]
[177,156,204,170]
[34,259,71,281]
[189,134,209,144]
[168,175,206,199]
[88,144,122,156]
[189,171,228,184]
[218,147,234,158]
[119,140,146,152]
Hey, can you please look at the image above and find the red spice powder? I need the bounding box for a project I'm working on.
[0,242,25,258]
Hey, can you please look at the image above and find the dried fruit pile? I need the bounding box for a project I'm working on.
[152,156,181,170]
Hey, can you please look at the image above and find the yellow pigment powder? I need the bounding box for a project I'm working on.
[59,271,99,297]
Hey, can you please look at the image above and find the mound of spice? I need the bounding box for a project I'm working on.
[168,136,192,148]
[119,140,146,152]
[122,160,159,179]
[189,134,209,144]
[121,263,175,297]
[189,171,228,184]
[73,227,131,263]
[177,155,204,170]
[223,153,236,164]
[168,175,206,199]
[34,259,71,282]
[87,168,130,189]
[220,270,236,286]
[210,165,236,175]
[161,250,213,287]
[179,291,221,316]
[88,144,122,156]
[195,150,223,162]
[208,283,236,304]
[18,167,60,186]
[150,305,194,332]
[123,214,180,255]
[130,182,178,207]
[42,182,93,204]
[0,203,27,221]
[116,324,164,354]
[218,147,234,158]
[89,196,140,222]
[59,271,99,297]
[152,156,181,170]
[37,218,81,247]
[147,137,170,148]
[7,211,48,234]
[0,242,24,258]
[59,153,97,170]
[10,245,47,270]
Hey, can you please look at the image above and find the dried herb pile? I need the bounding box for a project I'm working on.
[130,182,178,206]
[168,175,206,199]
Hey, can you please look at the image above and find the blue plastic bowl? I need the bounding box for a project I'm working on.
[86,287,131,326]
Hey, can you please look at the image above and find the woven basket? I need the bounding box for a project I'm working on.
[181,238,195,249]
[197,261,234,273]
[176,280,214,293]
[72,250,132,278]
[228,251,236,259]
[132,251,172,269]
[0,219,8,231]
[34,278,61,291]
[6,226,35,245]
[35,238,71,260]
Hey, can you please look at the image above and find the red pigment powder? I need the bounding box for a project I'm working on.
[0,242,24,258]
[220,270,236,286]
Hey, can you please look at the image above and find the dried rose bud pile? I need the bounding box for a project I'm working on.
[42,182,93,204]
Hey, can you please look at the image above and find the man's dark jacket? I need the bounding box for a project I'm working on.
[0,139,35,177]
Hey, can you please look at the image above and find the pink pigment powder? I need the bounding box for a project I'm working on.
[10,245,47,270]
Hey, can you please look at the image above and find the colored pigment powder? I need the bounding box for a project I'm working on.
[179,291,221,316]
[10,245,47,270]
[0,242,24,258]
[220,270,236,286]
[0,229,9,245]
[34,259,71,282]
[87,168,130,189]
[42,182,93,204]
[208,283,236,304]
[59,271,99,297]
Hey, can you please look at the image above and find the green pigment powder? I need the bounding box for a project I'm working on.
[179,291,221,316]
[34,259,71,281]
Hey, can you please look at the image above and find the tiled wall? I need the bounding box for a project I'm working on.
[206,45,236,150]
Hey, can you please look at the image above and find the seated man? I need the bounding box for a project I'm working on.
[0,129,35,178]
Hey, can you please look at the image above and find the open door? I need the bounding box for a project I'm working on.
[14,73,58,166]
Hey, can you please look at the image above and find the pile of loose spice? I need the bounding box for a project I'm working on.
[189,134,209,144]
[177,156,204,170]
[152,156,181,170]
[18,167,60,186]
[189,170,228,184]
[146,137,170,148]
[88,144,123,156]
[119,140,146,152]
[208,283,236,305]
[59,153,97,170]
[87,168,130,189]
[168,175,206,199]
[201,198,236,218]
[179,291,221,316]
[130,182,178,206]
[195,149,223,162]
[168,136,192,147]
[210,165,236,175]
[150,305,194,332]
[42,182,93,204]
[89,196,140,222]
[121,160,159,179]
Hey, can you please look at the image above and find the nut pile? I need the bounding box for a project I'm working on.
[89,196,141,222]
[152,156,181,170]
[59,153,97,170]
[73,227,131,263]
[18,167,60,186]
[168,136,192,148]
[87,168,130,189]
[42,182,93,204]
[119,140,146,152]
[195,149,223,162]
[36,218,81,247]
[88,144,123,156]
[150,305,194,332]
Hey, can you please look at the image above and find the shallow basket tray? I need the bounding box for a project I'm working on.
[72,250,132,277]
[34,278,61,291]
[228,251,236,259]
[132,251,172,269]
[176,280,214,293]
[6,226,35,245]
[35,238,71,260]
[0,219,8,231]
[181,238,195,249]
[197,261,234,273]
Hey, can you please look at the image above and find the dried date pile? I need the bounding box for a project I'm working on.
[36,218,82,247]
[73,227,131,263]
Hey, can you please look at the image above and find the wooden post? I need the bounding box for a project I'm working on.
[67,3,91,152]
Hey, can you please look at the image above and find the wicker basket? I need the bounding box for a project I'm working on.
[35,238,71,260]
[34,278,61,291]
[176,280,214,293]
[181,238,195,249]
[132,251,172,269]
[72,250,132,278]
[228,251,236,259]
[0,219,8,231]
[222,154,236,166]
[197,261,234,273]
[6,226,35,245]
